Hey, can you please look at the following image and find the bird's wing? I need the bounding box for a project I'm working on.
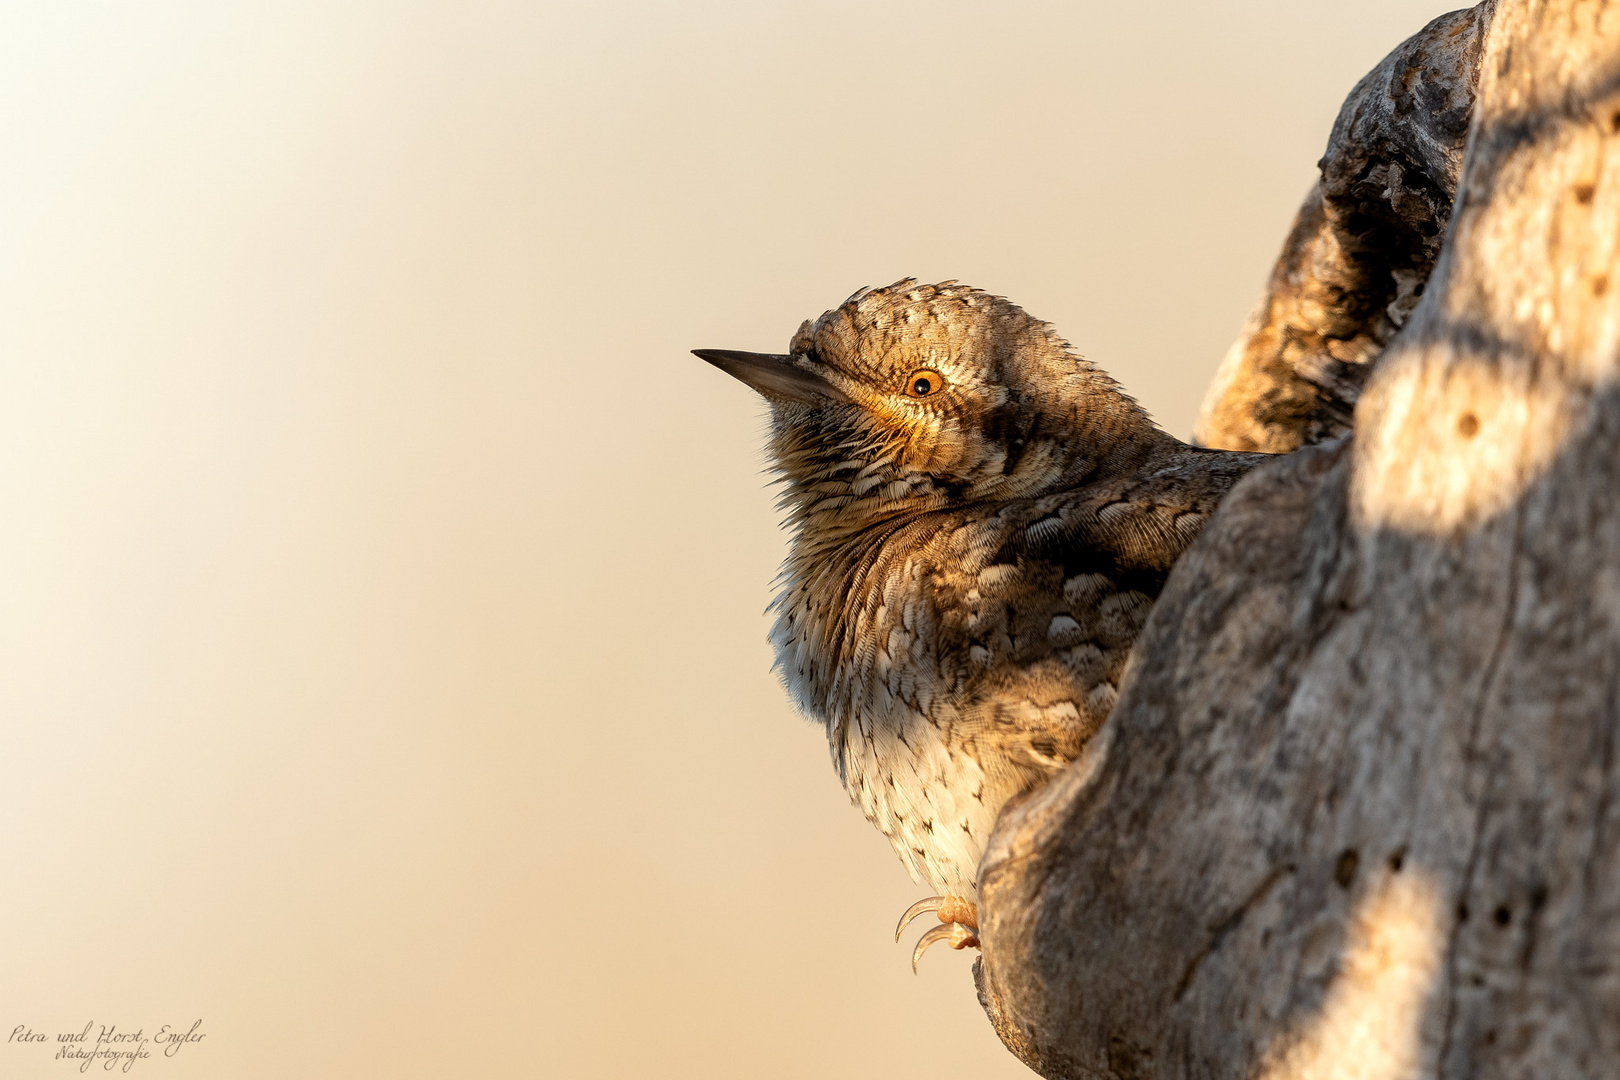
[927,447,1271,773]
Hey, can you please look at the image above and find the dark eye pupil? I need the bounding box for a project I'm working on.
[914,378,931,395]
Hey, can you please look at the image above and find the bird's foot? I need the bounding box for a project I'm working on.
[894,895,980,972]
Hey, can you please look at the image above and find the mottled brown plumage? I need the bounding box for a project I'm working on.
[696,280,1265,963]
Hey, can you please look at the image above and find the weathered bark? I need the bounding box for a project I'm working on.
[1194,7,1487,454]
[977,2,1620,1077]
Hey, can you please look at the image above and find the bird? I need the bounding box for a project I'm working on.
[695,280,1267,970]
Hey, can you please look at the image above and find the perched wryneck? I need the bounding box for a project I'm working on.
[695,278,1266,970]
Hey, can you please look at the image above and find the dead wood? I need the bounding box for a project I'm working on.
[976,3,1620,1077]
[1194,6,1488,454]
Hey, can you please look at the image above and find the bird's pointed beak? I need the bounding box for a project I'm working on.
[692,349,853,405]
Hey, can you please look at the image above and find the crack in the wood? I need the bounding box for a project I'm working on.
[1434,499,1526,1078]
[1172,863,1296,1003]
[1573,676,1619,1050]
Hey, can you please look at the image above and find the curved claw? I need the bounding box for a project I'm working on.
[895,896,945,942]
[911,923,956,973]
[908,922,981,971]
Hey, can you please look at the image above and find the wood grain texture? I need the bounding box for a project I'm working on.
[976,2,1620,1076]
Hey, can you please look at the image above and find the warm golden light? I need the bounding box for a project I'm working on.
[0,1,1464,1076]
[1260,874,1446,1080]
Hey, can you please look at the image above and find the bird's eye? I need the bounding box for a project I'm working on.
[905,369,946,399]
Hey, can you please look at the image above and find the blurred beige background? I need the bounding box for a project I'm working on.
[0,2,1458,1077]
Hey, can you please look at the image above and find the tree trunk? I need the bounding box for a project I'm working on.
[974,3,1620,1077]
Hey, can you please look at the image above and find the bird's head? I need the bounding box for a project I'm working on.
[696,279,1161,542]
